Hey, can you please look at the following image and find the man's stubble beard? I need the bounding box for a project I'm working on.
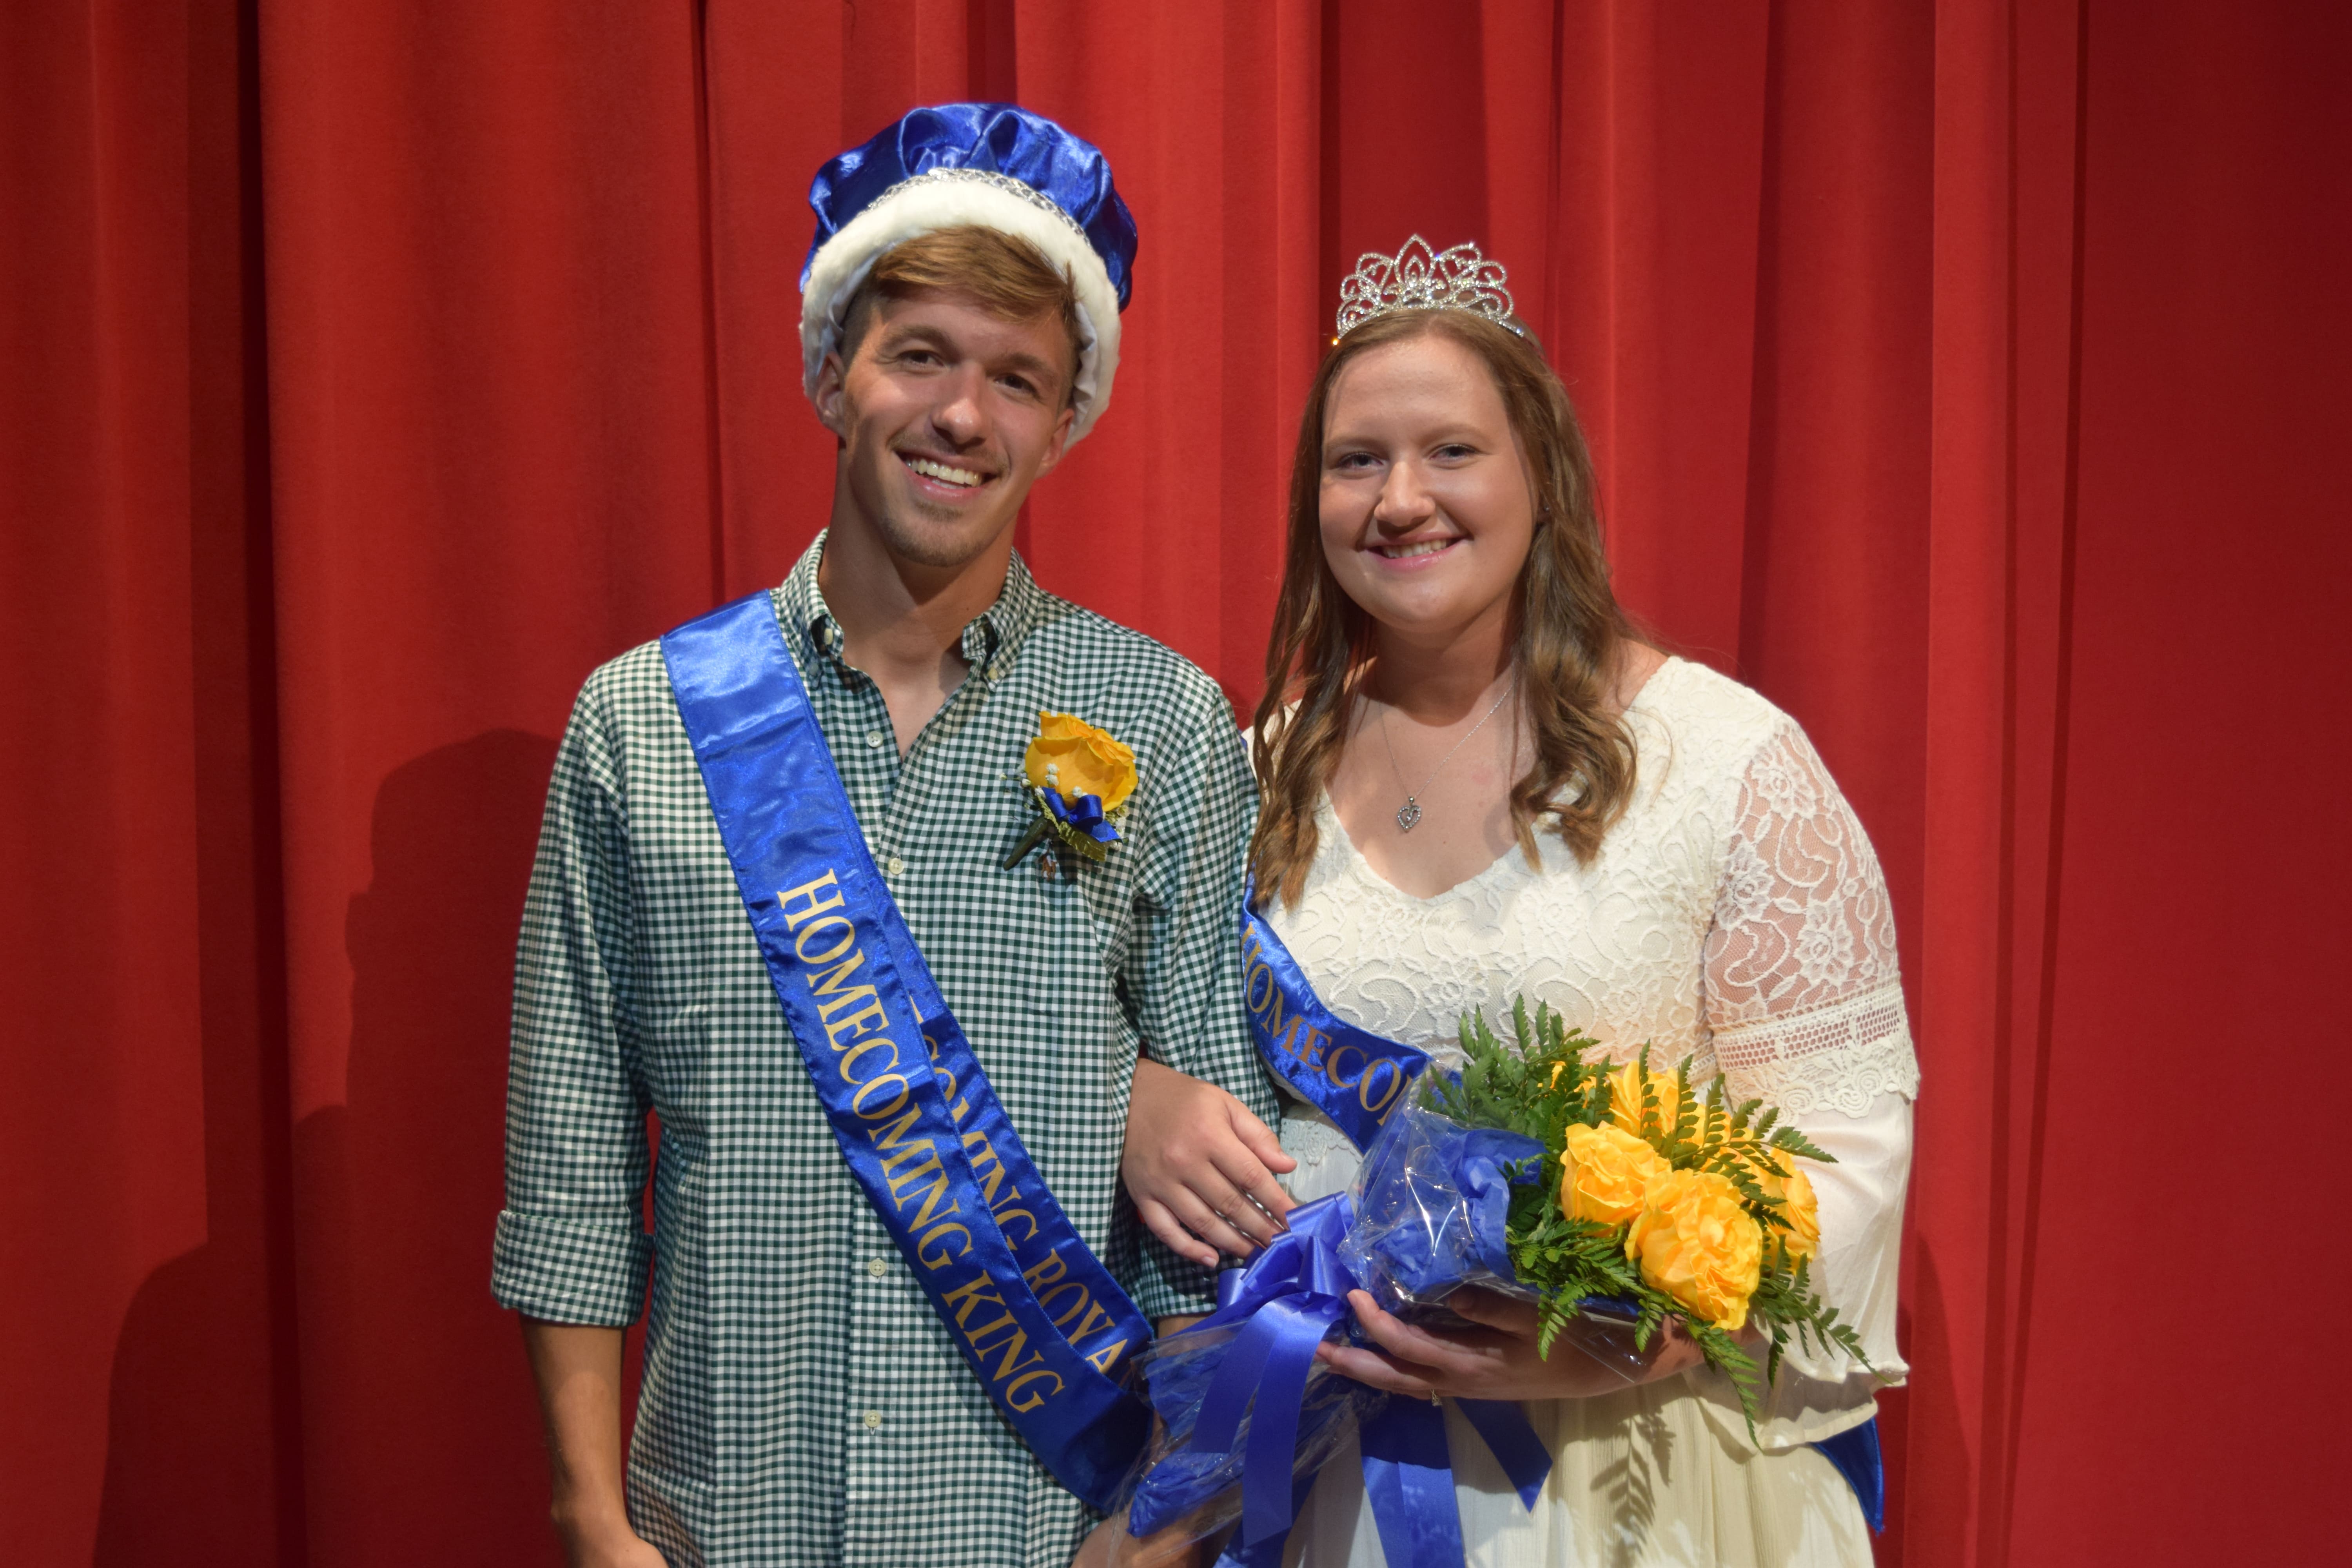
[867,491,1021,571]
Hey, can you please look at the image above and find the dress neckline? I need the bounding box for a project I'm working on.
[1320,657,1686,907]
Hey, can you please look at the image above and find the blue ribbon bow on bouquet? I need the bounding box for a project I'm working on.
[1125,1113,1556,1568]
[1194,1198,1360,1553]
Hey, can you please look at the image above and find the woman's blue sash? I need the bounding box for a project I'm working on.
[1240,895,1430,1150]
[662,593,1151,1511]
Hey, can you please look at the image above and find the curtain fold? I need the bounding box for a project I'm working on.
[1911,2,2086,1561]
[6,2,2346,1563]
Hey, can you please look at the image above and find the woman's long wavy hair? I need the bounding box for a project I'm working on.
[1248,308,1640,909]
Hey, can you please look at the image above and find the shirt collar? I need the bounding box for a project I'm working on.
[779,528,1051,673]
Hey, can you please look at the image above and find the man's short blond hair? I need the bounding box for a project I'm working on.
[839,226,1084,403]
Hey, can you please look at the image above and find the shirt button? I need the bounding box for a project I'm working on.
[866,1257,887,1278]
[886,855,906,876]
[865,729,886,748]
[863,1409,884,1431]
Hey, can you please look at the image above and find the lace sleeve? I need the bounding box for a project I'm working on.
[1693,722,1918,1446]
[1702,723,1920,1118]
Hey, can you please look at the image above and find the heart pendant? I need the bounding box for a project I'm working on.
[1396,799,1423,833]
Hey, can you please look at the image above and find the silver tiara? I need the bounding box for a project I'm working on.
[1334,235,1520,338]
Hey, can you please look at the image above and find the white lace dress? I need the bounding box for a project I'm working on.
[1270,659,1918,1568]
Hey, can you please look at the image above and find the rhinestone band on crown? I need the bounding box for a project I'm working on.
[1334,235,1520,338]
[865,166,1091,245]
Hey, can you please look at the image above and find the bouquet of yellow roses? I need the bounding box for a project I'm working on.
[1105,999,1873,1563]
[1104,999,1873,1564]
[1421,998,1869,1420]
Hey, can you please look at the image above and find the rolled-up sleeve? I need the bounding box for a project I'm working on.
[491,674,654,1325]
[1118,683,1276,1319]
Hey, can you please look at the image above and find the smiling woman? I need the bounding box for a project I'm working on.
[1250,307,1640,909]
[1210,241,1917,1568]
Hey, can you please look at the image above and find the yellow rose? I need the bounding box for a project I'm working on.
[1625,1169,1764,1330]
[1559,1122,1673,1227]
[1607,1058,1686,1143]
[1024,712,1138,813]
[1752,1154,1821,1265]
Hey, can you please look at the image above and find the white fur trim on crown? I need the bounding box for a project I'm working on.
[800,176,1122,443]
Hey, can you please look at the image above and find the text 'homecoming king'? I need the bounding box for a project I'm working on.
[776,866,1132,1405]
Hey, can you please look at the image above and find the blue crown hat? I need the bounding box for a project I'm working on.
[800,103,1140,443]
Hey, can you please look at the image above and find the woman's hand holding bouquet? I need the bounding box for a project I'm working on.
[1315,1282,1708,1403]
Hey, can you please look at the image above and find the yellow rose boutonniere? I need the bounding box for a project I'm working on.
[1625,1168,1765,1331]
[1002,711,1138,867]
[1024,712,1138,812]
[1560,1122,1673,1227]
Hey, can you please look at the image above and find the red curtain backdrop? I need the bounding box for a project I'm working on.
[6,2,2346,1563]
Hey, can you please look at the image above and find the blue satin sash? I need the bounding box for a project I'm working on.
[661,593,1151,1510]
[1241,895,1431,1150]
[1815,1416,1886,1532]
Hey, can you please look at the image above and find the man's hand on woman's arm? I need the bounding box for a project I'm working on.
[1123,1056,1296,1267]
[520,1318,669,1568]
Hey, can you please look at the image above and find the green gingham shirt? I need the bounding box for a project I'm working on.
[493,538,1272,1567]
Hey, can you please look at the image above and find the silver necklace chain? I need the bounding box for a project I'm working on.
[1379,680,1515,833]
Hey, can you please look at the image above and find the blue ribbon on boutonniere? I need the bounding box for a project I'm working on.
[1042,787,1121,845]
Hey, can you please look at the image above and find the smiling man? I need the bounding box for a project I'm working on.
[490,106,1283,1568]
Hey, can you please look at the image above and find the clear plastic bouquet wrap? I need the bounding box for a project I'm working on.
[1103,999,1870,1567]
